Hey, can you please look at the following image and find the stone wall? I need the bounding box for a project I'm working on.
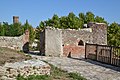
[62,28,92,57]
[45,27,63,57]
[40,22,107,57]
[0,59,51,80]
[88,22,107,45]
[0,30,29,52]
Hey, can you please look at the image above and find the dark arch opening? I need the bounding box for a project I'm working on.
[78,40,84,46]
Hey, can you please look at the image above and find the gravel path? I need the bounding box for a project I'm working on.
[31,55,120,80]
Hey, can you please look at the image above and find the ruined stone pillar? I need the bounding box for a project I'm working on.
[23,29,29,52]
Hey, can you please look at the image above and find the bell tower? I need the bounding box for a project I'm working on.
[13,16,19,23]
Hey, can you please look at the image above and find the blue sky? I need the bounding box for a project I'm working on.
[0,0,120,27]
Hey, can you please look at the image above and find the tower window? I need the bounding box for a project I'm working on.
[78,40,84,46]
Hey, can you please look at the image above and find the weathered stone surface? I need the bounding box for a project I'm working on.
[34,56,120,80]
[0,30,29,52]
[45,27,63,57]
[0,59,51,80]
[40,22,107,57]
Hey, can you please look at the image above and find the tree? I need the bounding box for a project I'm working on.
[78,13,86,28]
[85,12,95,23]
[2,22,9,36]
[0,23,4,36]
[0,22,23,36]
[51,14,60,28]
[107,22,120,46]
[35,21,45,39]
[22,20,35,43]
[9,23,23,36]
[59,16,68,29]
[67,12,76,29]
[95,16,107,24]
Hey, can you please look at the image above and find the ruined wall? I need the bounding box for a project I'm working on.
[62,28,92,57]
[40,22,107,57]
[88,22,107,45]
[62,22,107,57]
[45,27,63,57]
[40,30,45,54]
[0,36,23,50]
[0,59,50,80]
[0,30,29,52]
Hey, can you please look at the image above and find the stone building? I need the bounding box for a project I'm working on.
[13,16,19,23]
[40,22,107,57]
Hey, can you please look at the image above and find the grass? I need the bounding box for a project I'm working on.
[17,61,86,80]
[0,47,32,66]
[17,75,50,80]
[0,47,86,80]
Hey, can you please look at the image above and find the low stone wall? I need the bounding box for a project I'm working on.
[0,59,51,80]
[0,30,29,52]
[0,36,23,50]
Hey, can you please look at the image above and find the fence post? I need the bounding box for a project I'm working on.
[85,43,87,59]
[119,55,120,66]
[110,47,112,64]
[96,44,98,60]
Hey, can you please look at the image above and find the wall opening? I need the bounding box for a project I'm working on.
[78,40,84,46]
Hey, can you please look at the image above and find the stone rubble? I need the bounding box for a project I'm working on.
[0,59,51,80]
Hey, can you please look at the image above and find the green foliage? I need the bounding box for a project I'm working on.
[0,23,4,36]
[85,11,95,23]
[9,23,23,36]
[22,20,35,43]
[69,72,87,80]
[37,11,107,30]
[94,16,107,23]
[79,13,85,28]
[59,16,68,29]
[107,22,120,46]
[0,20,35,45]
[0,22,23,36]
[67,12,81,29]
[35,21,45,39]
[2,22,9,36]
[17,75,50,80]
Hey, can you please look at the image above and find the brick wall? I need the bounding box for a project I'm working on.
[62,29,92,57]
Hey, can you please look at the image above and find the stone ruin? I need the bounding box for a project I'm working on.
[40,22,107,58]
[0,59,51,80]
[0,30,29,52]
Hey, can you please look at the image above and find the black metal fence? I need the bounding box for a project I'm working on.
[85,43,120,67]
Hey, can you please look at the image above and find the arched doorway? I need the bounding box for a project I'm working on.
[78,40,84,46]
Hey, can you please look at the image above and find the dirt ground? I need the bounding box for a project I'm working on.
[0,47,32,66]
